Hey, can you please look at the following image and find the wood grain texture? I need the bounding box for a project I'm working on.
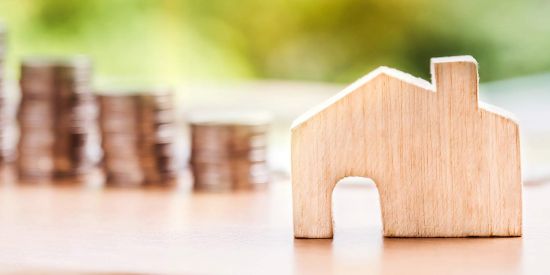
[291,56,522,238]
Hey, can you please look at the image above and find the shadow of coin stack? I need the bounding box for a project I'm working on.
[189,113,271,191]
[98,89,178,187]
[0,25,14,164]
[17,56,100,181]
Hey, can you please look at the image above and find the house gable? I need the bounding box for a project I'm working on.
[291,66,433,129]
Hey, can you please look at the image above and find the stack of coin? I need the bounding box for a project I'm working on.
[17,56,100,180]
[0,87,10,164]
[53,58,100,177]
[189,112,271,191]
[98,88,178,186]
[0,24,14,164]
[98,93,143,185]
[17,59,56,178]
[138,91,178,184]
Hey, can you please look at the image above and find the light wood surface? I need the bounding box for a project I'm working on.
[292,56,521,238]
[0,167,548,274]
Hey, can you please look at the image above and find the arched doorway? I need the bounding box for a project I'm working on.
[332,177,382,237]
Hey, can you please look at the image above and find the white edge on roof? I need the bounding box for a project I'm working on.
[430,55,478,65]
[291,66,434,129]
[479,102,519,124]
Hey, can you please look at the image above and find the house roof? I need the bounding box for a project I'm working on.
[291,57,518,129]
[291,66,433,129]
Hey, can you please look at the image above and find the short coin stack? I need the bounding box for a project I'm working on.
[98,89,178,186]
[189,113,271,191]
[0,25,13,164]
[18,56,100,180]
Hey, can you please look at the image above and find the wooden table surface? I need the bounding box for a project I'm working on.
[0,168,549,275]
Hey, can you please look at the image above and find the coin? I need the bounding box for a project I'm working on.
[17,56,101,180]
[188,111,271,191]
[0,24,15,164]
[98,88,178,186]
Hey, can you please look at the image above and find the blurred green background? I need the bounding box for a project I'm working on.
[0,0,549,84]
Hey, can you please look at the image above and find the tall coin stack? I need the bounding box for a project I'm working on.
[18,56,100,180]
[139,91,178,184]
[98,89,178,186]
[98,93,143,185]
[189,113,271,191]
[0,25,13,164]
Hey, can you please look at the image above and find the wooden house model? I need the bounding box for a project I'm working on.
[291,56,522,238]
